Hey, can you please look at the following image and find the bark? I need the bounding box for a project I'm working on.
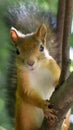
[56,0,66,67]
[59,0,73,85]
[48,72,73,130]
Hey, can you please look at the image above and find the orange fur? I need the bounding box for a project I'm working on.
[10,24,61,130]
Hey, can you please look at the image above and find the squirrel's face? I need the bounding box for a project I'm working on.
[10,24,49,70]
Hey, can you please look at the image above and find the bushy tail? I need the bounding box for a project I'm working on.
[4,2,56,33]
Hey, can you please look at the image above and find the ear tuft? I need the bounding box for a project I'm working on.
[36,24,47,42]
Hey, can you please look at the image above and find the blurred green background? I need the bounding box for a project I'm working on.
[0,0,73,130]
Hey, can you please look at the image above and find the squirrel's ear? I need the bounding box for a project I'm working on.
[36,24,47,42]
[10,27,25,46]
[10,27,19,45]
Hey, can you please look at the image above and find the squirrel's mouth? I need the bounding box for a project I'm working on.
[29,66,36,71]
[30,68,35,71]
[27,64,37,71]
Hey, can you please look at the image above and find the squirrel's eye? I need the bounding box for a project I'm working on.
[16,48,20,55]
[40,45,44,52]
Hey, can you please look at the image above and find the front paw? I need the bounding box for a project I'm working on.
[44,100,57,125]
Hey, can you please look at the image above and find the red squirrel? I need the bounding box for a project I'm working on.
[4,2,70,130]
[10,24,60,130]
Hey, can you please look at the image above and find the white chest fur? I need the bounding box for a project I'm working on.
[29,67,55,100]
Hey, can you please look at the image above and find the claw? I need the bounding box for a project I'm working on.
[44,100,57,125]
[44,108,57,125]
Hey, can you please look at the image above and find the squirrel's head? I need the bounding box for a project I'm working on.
[10,24,50,70]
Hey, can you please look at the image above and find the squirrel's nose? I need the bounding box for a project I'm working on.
[27,60,35,66]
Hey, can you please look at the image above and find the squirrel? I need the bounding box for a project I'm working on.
[4,2,70,130]
[10,24,60,130]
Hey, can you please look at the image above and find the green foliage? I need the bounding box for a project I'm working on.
[70,34,73,47]
[70,61,73,72]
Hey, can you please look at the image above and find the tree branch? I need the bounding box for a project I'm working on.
[56,0,66,67]
[41,0,73,130]
[47,72,73,130]
[59,0,73,85]
[42,0,73,130]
